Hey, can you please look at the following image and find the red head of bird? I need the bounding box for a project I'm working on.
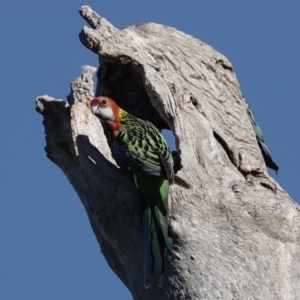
[90,96,121,122]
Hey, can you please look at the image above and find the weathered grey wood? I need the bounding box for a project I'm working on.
[36,6,300,300]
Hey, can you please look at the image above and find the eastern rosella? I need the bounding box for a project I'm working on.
[243,97,279,173]
[90,96,189,288]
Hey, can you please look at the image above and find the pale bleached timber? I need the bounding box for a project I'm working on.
[36,6,300,300]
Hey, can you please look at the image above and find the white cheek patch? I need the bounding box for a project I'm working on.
[99,106,114,121]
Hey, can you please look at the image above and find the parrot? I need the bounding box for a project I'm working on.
[242,97,279,173]
[90,96,190,288]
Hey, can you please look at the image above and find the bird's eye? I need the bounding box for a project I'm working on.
[101,99,107,105]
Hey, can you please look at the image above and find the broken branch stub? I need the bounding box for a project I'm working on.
[36,6,300,300]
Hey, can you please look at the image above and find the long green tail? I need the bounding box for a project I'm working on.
[134,170,174,288]
[243,97,279,172]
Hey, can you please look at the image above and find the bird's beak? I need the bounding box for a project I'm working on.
[91,105,97,115]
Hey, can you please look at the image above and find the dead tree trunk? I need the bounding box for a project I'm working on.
[35,6,300,300]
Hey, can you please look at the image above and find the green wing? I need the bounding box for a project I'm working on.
[115,116,174,183]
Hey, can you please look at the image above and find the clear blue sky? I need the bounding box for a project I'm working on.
[1,1,299,299]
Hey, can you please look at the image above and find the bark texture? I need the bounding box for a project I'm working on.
[36,6,300,300]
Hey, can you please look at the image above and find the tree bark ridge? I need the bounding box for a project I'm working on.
[35,6,300,300]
